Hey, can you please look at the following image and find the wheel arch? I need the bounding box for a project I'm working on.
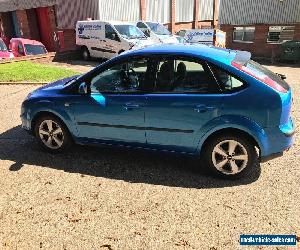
[31,110,74,139]
[199,128,260,156]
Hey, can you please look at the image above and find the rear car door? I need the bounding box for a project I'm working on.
[70,57,150,144]
[144,56,223,153]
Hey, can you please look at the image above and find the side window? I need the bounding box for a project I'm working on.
[18,43,24,54]
[211,65,245,92]
[105,25,119,41]
[154,58,220,93]
[137,22,147,29]
[90,58,149,93]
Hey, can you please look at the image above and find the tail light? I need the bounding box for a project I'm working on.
[231,61,287,93]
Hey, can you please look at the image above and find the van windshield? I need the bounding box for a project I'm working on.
[146,22,171,35]
[0,39,8,51]
[24,44,47,55]
[114,25,146,39]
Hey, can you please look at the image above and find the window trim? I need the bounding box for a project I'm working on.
[267,26,295,44]
[208,62,248,94]
[233,26,255,44]
[89,56,152,95]
[147,55,222,95]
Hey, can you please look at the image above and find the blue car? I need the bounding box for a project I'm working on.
[21,44,294,178]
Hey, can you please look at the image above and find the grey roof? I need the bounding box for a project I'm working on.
[0,0,56,12]
[219,0,300,25]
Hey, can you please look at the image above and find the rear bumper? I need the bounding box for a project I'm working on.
[260,152,283,163]
[260,117,295,161]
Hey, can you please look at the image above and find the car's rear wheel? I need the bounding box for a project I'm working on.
[81,46,90,61]
[203,134,256,179]
[34,115,72,153]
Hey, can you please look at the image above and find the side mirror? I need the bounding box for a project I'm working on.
[111,33,120,42]
[78,82,88,94]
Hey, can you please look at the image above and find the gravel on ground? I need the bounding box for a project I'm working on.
[0,64,299,249]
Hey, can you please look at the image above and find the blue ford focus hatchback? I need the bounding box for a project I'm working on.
[21,44,294,178]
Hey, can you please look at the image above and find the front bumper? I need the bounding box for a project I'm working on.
[20,104,32,131]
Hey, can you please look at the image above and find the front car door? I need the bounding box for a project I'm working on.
[103,24,122,58]
[70,57,151,145]
[144,56,224,153]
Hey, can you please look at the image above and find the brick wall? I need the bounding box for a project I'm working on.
[26,9,40,41]
[221,24,300,59]
[57,29,76,51]
[16,10,31,38]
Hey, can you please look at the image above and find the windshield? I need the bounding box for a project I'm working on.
[246,60,290,91]
[0,40,8,52]
[146,22,171,35]
[114,25,146,39]
[24,44,47,55]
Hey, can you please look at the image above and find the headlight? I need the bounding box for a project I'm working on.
[9,53,14,59]
[25,92,32,100]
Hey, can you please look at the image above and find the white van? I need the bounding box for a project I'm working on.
[76,20,155,60]
[136,21,180,44]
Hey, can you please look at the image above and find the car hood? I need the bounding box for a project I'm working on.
[128,38,156,48]
[34,75,79,93]
[157,35,179,44]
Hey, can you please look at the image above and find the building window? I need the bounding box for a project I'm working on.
[267,26,295,44]
[233,27,255,43]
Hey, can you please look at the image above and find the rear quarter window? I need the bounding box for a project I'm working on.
[209,64,246,92]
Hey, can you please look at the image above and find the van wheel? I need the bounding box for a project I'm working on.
[81,47,90,61]
[34,115,73,153]
[202,134,256,179]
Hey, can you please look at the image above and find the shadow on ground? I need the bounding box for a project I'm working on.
[0,126,261,189]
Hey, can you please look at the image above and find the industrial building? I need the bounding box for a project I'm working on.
[0,0,218,52]
[219,0,300,58]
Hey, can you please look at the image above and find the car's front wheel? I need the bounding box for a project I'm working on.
[34,115,72,153]
[203,134,257,179]
[81,46,90,61]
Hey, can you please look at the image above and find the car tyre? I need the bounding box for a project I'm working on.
[202,134,257,179]
[82,46,90,61]
[34,115,73,153]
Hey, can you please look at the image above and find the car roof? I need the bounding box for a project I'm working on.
[10,38,45,46]
[123,44,237,64]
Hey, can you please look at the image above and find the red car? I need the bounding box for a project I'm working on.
[9,38,48,57]
[0,38,14,59]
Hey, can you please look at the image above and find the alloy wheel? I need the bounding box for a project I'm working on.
[38,120,64,149]
[212,139,248,175]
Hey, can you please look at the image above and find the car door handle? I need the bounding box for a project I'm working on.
[123,103,140,111]
[194,105,214,113]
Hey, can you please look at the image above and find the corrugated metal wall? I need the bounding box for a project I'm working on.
[98,0,140,22]
[219,0,300,25]
[0,0,56,12]
[199,0,214,21]
[56,0,99,29]
[175,0,194,22]
[146,0,170,23]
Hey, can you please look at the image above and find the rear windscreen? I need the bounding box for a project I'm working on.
[24,44,47,55]
[246,60,290,91]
